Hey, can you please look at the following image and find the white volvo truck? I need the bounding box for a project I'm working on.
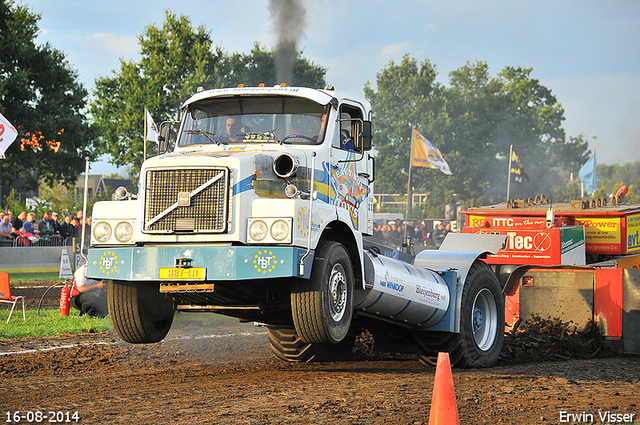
[86,85,507,368]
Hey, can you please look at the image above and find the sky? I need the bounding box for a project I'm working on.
[19,0,640,175]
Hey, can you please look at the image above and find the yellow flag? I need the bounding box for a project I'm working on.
[411,128,452,175]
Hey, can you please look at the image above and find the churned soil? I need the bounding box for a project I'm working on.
[0,283,639,424]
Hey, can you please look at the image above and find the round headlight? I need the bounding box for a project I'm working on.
[114,221,134,243]
[249,220,268,241]
[270,220,289,241]
[93,222,112,243]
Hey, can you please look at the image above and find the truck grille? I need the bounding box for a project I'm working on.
[143,168,230,233]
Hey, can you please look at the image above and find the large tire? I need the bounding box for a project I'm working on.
[291,241,354,344]
[414,261,504,368]
[108,280,175,343]
[268,327,355,362]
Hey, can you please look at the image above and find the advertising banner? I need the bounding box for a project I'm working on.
[463,226,585,266]
[466,214,547,229]
[573,216,624,254]
[560,226,587,265]
[466,212,632,256]
[627,214,640,254]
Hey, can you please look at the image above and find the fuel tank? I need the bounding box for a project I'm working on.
[354,251,450,327]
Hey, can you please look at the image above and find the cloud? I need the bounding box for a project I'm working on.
[423,22,438,33]
[55,31,140,85]
[88,33,139,60]
[380,42,413,59]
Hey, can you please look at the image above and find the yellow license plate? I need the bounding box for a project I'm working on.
[158,267,206,280]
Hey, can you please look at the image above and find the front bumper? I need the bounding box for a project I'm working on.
[86,245,314,281]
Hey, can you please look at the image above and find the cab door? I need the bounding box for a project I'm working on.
[328,102,373,235]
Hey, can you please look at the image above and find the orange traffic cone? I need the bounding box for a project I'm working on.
[428,352,460,425]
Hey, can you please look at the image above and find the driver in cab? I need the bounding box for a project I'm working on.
[225,117,243,142]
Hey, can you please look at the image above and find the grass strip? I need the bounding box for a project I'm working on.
[7,272,62,284]
[0,308,112,339]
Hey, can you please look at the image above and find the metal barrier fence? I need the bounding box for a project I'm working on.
[0,235,84,248]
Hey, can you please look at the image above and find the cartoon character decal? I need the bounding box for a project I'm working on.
[323,153,370,229]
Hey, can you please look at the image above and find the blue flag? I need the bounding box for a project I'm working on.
[579,153,597,195]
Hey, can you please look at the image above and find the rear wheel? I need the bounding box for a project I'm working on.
[414,261,504,368]
[268,327,355,362]
[108,280,174,343]
[291,241,354,344]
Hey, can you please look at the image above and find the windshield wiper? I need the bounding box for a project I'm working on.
[185,129,224,145]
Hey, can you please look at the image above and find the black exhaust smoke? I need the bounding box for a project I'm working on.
[269,0,307,85]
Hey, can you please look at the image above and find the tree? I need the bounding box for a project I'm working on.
[91,11,225,172]
[365,57,590,217]
[91,13,327,173]
[594,161,640,203]
[363,55,447,197]
[0,1,95,190]
[225,43,326,88]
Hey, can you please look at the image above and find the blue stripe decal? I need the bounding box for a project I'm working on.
[394,300,412,316]
[364,291,385,309]
[316,191,330,203]
[233,174,256,195]
[419,308,439,325]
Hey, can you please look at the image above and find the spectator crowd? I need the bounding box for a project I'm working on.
[371,218,452,248]
[0,209,91,247]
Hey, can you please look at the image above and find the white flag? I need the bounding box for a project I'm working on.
[146,109,159,143]
[0,112,18,159]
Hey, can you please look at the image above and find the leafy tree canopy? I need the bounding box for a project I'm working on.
[594,161,640,204]
[365,56,591,216]
[0,0,95,190]
[91,11,327,172]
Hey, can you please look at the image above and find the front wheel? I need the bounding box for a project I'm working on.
[414,261,504,368]
[291,240,354,344]
[108,280,175,343]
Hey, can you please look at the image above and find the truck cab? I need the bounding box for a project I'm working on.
[87,86,375,342]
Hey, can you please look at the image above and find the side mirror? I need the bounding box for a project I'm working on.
[158,121,178,154]
[353,120,373,151]
[362,121,372,151]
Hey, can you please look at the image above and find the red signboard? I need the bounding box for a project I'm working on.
[462,206,640,256]
[466,215,548,229]
[463,226,585,266]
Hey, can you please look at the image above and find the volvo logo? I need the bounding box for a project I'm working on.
[177,192,191,206]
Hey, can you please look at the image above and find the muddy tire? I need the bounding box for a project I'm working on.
[414,261,504,368]
[268,327,355,362]
[291,241,354,344]
[108,280,174,343]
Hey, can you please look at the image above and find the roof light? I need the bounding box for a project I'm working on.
[280,83,287,87]
[238,84,244,88]
[258,83,265,87]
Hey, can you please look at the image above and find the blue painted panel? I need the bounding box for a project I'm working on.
[422,270,458,332]
[87,246,314,281]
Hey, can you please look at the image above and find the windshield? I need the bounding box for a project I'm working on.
[178,96,329,147]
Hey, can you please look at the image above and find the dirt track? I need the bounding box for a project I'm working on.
[1,310,639,425]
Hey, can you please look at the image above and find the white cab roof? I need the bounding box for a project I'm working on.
[182,86,371,112]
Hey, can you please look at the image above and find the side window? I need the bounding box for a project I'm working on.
[338,104,363,151]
